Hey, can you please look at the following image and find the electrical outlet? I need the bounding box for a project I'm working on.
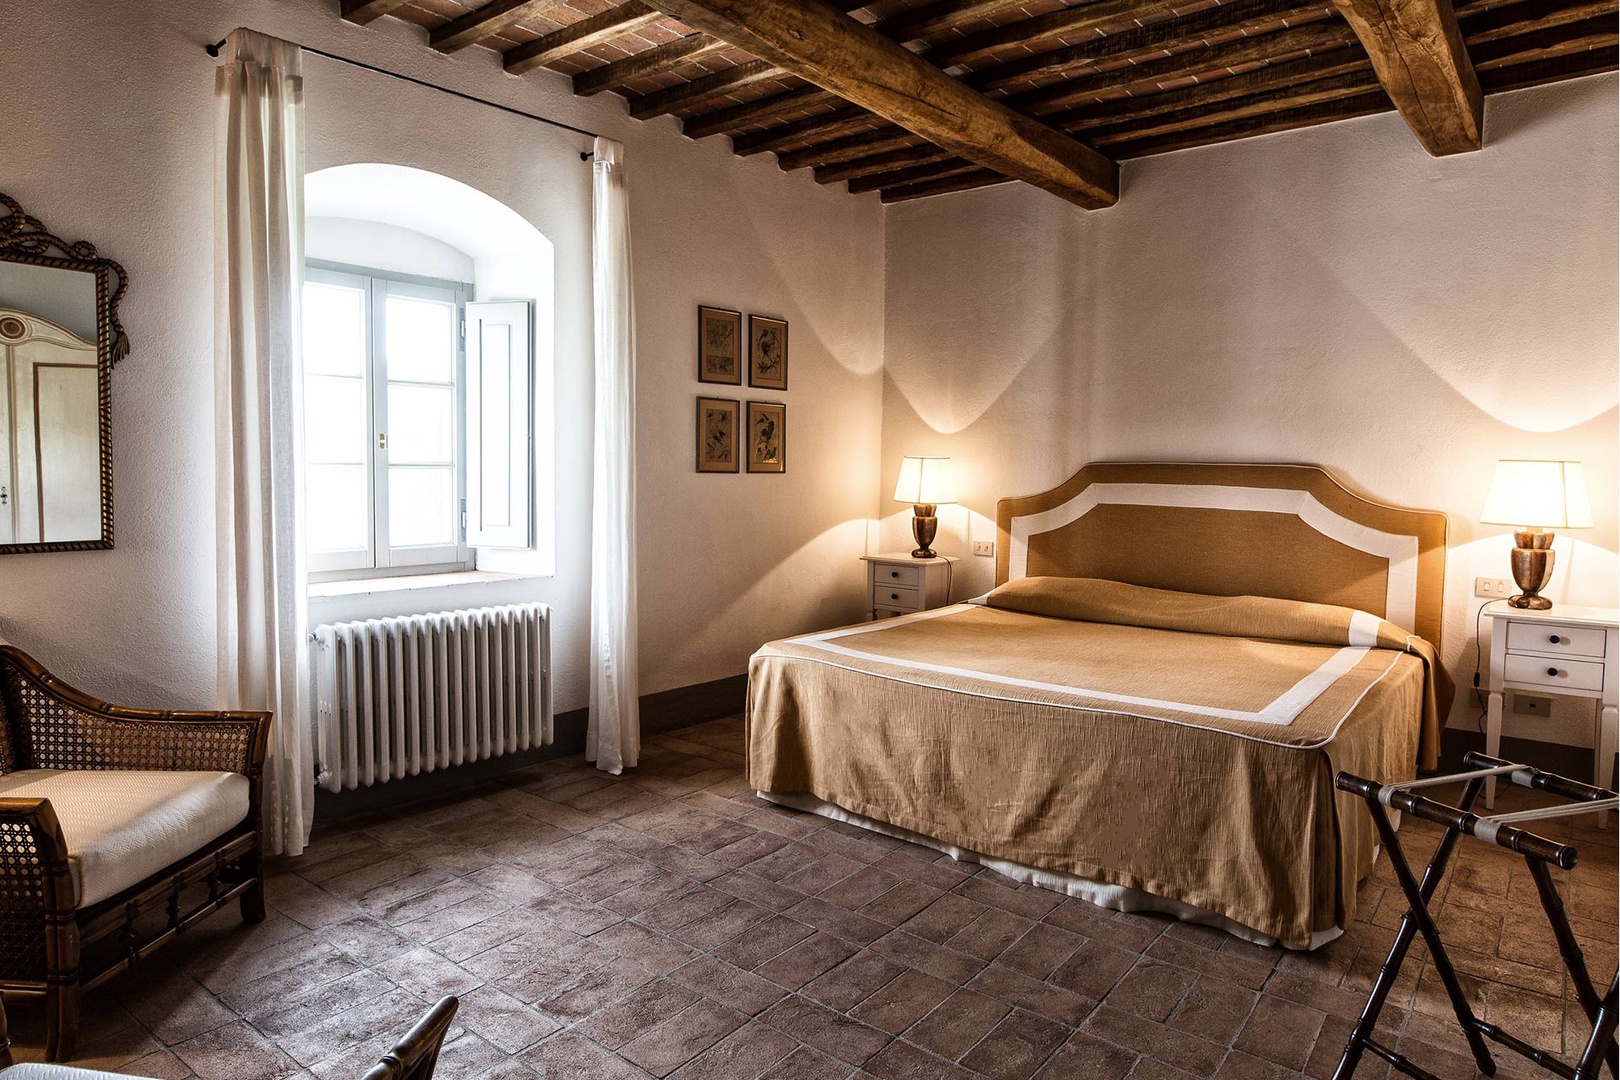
[1474,577,1513,599]
[972,540,994,557]
[1513,695,1552,718]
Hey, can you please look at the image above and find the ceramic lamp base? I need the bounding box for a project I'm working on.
[910,504,938,559]
[1507,529,1556,610]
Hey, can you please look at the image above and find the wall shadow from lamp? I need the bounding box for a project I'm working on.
[1481,459,1593,610]
[895,455,956,559]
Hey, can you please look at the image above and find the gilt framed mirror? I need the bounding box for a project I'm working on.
[0,193,128,553]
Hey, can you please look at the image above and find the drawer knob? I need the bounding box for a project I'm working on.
[890,593,899,601]
[890,571,899,579]
[1548,667,1560,677]
[1549,634,1563,644]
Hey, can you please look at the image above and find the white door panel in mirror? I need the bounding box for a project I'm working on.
[0,309,100,544]
[302,280,367,377]
[389,466,455,547]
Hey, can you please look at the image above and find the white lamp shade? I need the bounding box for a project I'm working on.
[894,456,956,505]
[1481,460,1593,529]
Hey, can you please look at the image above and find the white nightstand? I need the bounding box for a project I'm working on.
[1484,602,1618,819]
[862,553,958,620]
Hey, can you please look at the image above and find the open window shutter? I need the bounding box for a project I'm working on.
[465,300,533,549]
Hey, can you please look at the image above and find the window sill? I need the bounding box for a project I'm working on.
[307,570,530,599]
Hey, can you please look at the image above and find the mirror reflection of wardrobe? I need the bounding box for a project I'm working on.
[0,310,100,545]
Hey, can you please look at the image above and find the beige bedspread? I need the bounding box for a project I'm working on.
[746,577,1451,947]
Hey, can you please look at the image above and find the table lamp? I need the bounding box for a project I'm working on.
[1480,459,1592,609]
[894,455,956,559]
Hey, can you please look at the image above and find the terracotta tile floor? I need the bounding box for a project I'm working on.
[6,716,1615,1079]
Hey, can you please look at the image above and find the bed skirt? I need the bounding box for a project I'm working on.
[758,790,1347,951]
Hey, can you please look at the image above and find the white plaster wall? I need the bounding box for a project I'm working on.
[882,73,1620,746]
[0,0,884,712]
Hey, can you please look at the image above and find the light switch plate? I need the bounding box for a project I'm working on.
[1474,577,1512,599]
[972,540,994,557]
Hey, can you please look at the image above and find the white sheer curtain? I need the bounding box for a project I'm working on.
[213,29,314,855]
[587,137,640,774]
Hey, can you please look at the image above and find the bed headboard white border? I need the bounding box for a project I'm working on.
[1007,482,1422,633]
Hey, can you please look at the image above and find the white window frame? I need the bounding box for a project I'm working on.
[304,260,473,582]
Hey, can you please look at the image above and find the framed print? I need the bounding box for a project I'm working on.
[748,314,789,390]
[698,305,742,385]
[696,397,740,473]
[746,401,786,474]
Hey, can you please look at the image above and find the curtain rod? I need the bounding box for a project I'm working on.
[206,35,600,159]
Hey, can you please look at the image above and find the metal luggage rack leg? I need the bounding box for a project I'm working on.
[1333,751,1620,1080]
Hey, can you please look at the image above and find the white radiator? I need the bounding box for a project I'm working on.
[312,603,552,792]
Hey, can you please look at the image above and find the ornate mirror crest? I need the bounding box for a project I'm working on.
[0,194,129,363]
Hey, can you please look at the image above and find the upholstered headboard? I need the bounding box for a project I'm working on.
[995,462,1448,651]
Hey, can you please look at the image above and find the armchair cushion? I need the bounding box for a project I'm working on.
[0,770,250,907]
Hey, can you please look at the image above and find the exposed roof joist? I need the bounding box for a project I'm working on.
[339,0,1618,204]
[647,0,1120,207]
[1332,0,1483,152]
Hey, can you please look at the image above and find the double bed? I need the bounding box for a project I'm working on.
[746,462,1452,950]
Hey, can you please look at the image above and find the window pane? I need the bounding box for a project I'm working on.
[303,281,366,376]
[387,384,454,465]
[385,295,455,383]
[389,467,455,547]
[305,375,368,464]
[307,464,369,553]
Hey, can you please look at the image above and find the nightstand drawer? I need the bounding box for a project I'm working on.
[872,584,921,611]
[871,563,922,589]
[1503,653,1606,693]
[1506,622,1607,659]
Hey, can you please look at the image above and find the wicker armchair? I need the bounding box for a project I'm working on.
[0,646,269,1063]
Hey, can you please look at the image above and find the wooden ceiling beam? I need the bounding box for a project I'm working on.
[729,106,874,153]
[1331,0,1483,153]
[849,158,982,193]
[1092,69,1383,144]
[1061,49,1372,133]
[628,59,785,118]
[880,0,1049,44]
[682,86,837,139]
[574,33,732,95]
[1109,89,1394,156]
[982,0,1337,94]
[1476,40,1617,87]
[1466,0,1617,43]
[1033,21,1361,119]
[813,143,956,184]
[430,0,567,52]
[645,0,1119,207]
[931,0,1225,70]
[880,169,1012,202]
[503,3,664,75]
[777,126,920,168]
[1472,14,1617,64]
[341,0,412,24]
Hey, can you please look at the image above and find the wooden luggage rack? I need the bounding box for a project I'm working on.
[1334,752,1619,1080]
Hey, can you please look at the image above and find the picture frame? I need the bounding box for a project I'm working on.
[696,396,740,473]
[746,401,786,474]
[697,305,742,385]
[748,314,789,390]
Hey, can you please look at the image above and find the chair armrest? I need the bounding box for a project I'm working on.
[0,798,76,983]
[0,647,270,779]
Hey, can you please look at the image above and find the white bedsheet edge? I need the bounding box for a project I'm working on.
[758,790,1345,952]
